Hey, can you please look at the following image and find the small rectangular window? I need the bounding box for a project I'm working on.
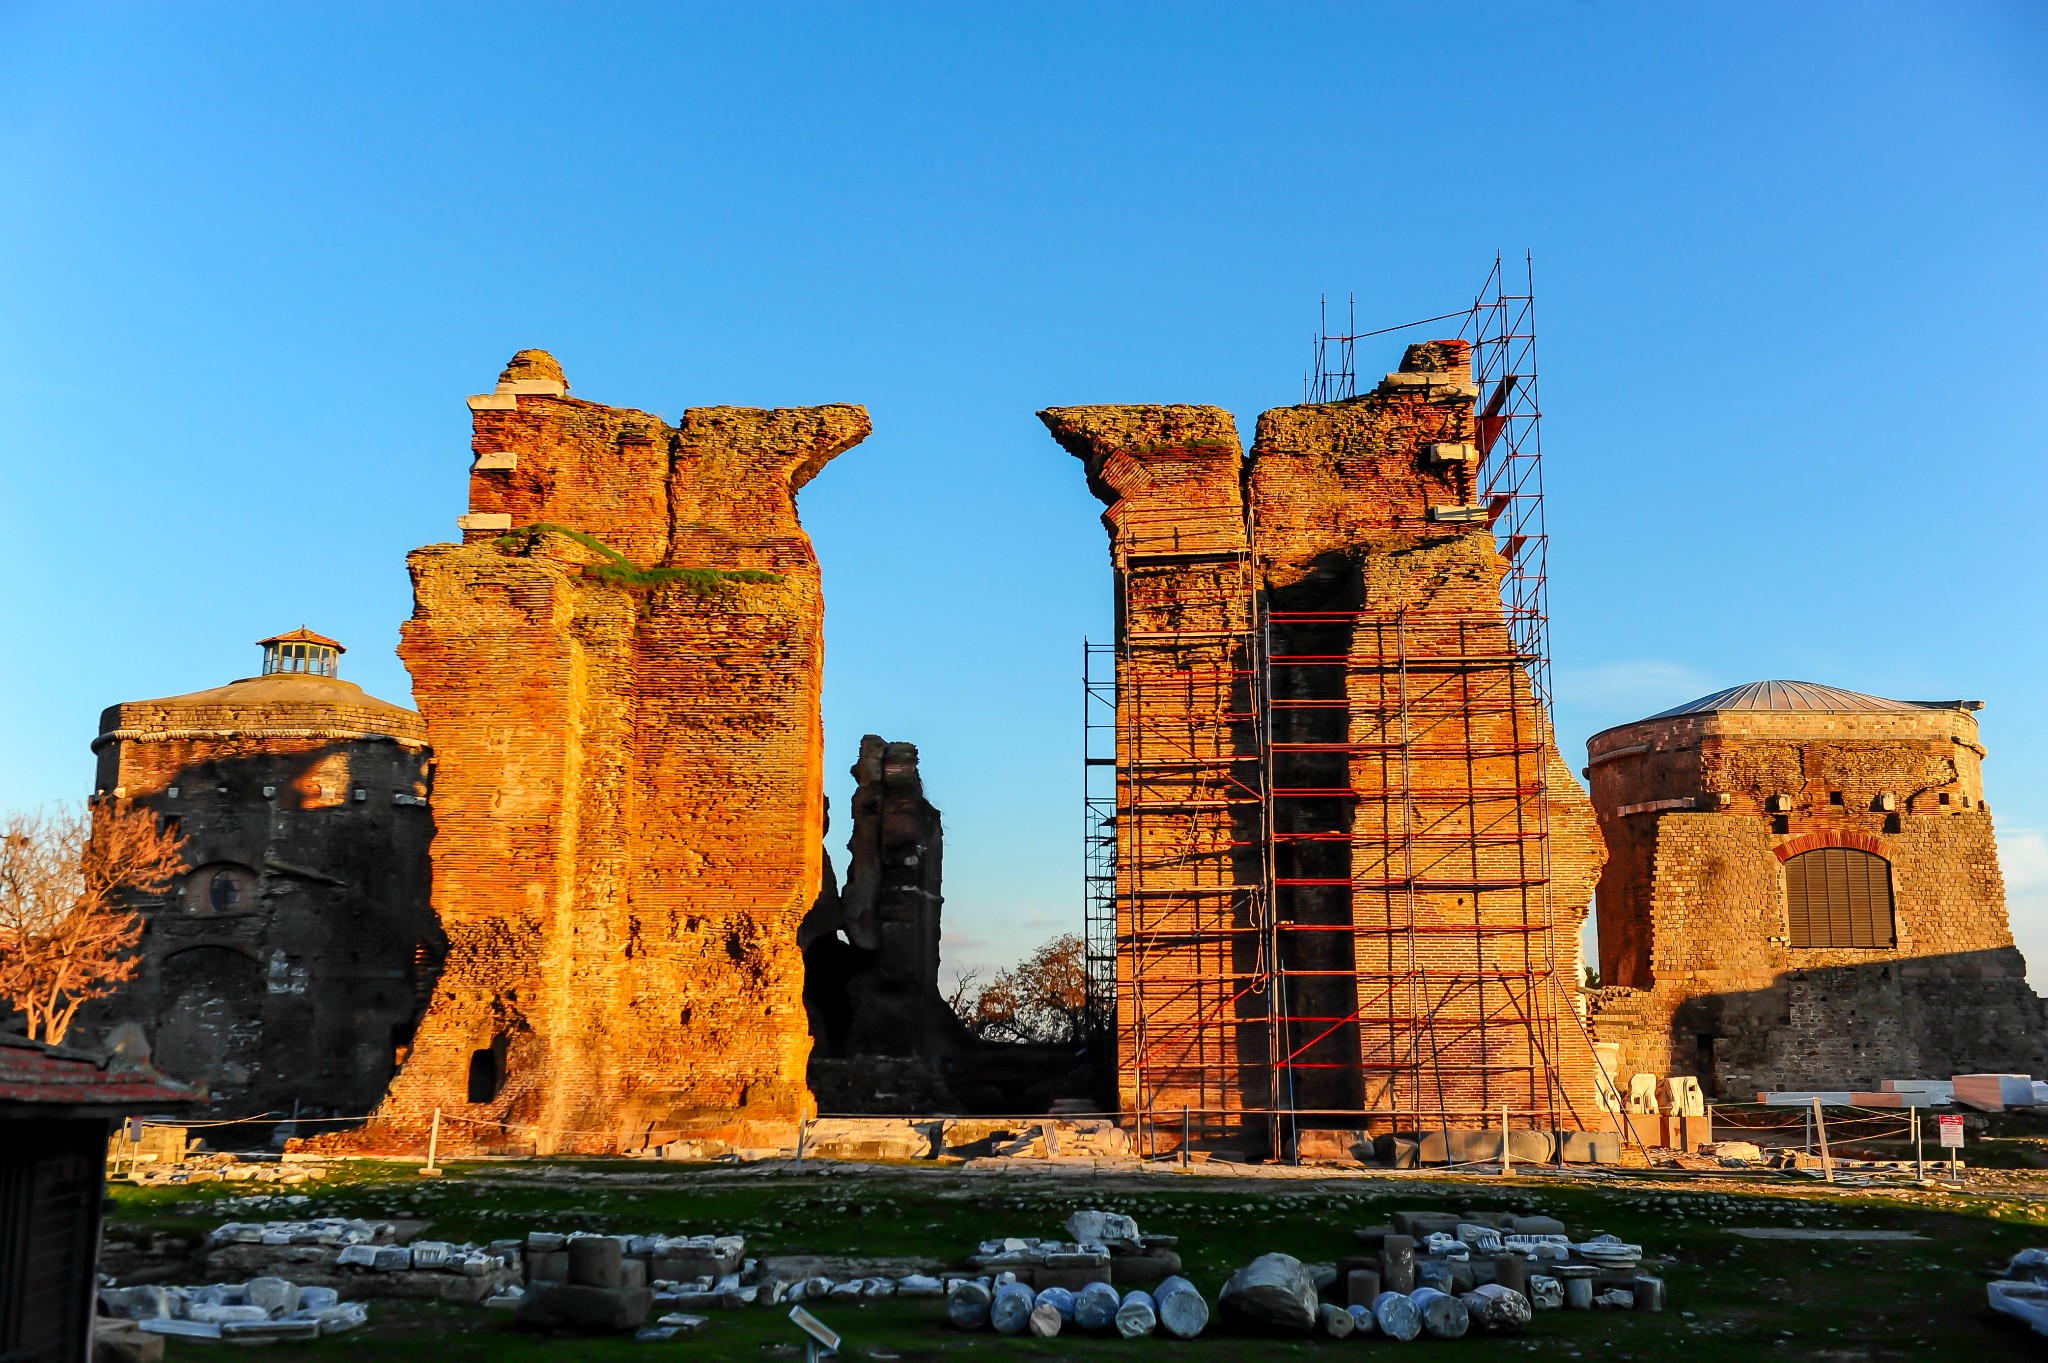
[1829,791,1845,806]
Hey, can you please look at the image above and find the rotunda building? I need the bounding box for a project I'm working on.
[1583,680,2045,1098]
[85,630,439,1120]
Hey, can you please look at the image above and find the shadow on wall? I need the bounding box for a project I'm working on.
[81,740,442,1123]
[1659,946,2048,1098]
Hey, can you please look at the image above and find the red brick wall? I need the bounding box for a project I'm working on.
[1248,348,1604,1133]
[1041,405,1266,1146]
[1586,705,2046,1093]
[331,354,868,1154]
[87,679,434,1118]
[1046,347,1608,1147]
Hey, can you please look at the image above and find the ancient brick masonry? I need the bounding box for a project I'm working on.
[801,736,974,1112]
[1039,404,1265,1142]
[335,351,868,1154]
[1586,685,2048,1096]
[1046,343,1606,1149]
[1248,342,1604,1134]
[87,640,435,1120]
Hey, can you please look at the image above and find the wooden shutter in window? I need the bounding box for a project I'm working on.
[1785,848,1894,949]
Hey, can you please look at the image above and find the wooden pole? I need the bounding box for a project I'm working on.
[1811,1097,1833,1183]
[1913,1104,1924,1181]
[1501,1104,1512,1176]
[1181,1106,1190,1167]
[425,1107,441,1174]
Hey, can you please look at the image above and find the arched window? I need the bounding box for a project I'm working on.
[209,869,241,913]
[467,1036,509,1103]
[1785,848,1895,949]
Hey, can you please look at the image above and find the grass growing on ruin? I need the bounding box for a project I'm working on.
[494,523,784,593]
[109,1164,2048,1361]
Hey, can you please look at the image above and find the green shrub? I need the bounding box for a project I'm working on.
[494,522,783,594]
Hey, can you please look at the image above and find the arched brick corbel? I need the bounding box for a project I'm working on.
[1772,829,1891,862]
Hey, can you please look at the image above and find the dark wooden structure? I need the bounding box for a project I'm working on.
[0,1033,190,1362]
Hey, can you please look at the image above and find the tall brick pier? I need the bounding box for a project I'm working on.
[1047,339,1606,1154]
[333,351,867,1154]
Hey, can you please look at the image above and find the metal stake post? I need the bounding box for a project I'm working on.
[1913,1105,1924,1181]
[1501,1104,1513,1176]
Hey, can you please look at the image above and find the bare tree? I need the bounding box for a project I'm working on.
[942,966,983,1017]
[950,933,1095,1045]
[0,802,184,1045]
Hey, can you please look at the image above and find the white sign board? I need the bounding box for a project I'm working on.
[1938,1114,1966,1149]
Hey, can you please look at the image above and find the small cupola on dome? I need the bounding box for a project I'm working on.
[258,627,345,678]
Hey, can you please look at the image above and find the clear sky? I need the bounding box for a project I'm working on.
[2,4,2043,985]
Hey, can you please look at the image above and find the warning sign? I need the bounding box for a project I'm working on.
[1938,1115,1966,1149]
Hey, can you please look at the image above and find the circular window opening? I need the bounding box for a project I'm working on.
[188,862,257,915]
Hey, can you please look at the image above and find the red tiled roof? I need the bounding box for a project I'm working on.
[0,1032,196,1110]
[256,626,345,652]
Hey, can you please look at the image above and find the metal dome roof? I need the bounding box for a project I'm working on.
[1645,680,1972,719]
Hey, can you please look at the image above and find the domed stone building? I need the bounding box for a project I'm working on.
[85,630,438,1120]
[1584,680,2046,1098]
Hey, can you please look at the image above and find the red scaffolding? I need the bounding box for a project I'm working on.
[1087,254,1590,1155]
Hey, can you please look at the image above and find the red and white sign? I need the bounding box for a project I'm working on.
[1938,1114,1966,1149]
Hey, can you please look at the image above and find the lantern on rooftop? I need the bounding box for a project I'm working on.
[257,627,344,678]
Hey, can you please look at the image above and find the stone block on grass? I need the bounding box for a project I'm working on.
[513,1282,653,1334]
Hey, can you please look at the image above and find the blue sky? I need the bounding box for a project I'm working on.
[2,3,2044,983]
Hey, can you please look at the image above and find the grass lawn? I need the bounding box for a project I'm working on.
[106,1160,2048,1361]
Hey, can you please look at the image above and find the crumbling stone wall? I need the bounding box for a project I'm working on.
[1586,703,2047,1095]
[1045,349,1605,1148]
[327,351,867,1154]
[86,668,436,1119]
[801,735,974,1110]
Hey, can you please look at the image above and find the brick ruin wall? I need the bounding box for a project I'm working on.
[1587,708,2048,1095]
[801,735,976,1113]
[321,351,868,1154]
[1040,404,1265,1142]
[86,693,435,1119]
[1044,344,1606,1146]
[1247,343,1604,1132]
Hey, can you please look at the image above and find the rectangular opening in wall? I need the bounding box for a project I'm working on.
[466,1039,507,1104]
[1785,847,1896,949]
[1829,791,1844,806]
